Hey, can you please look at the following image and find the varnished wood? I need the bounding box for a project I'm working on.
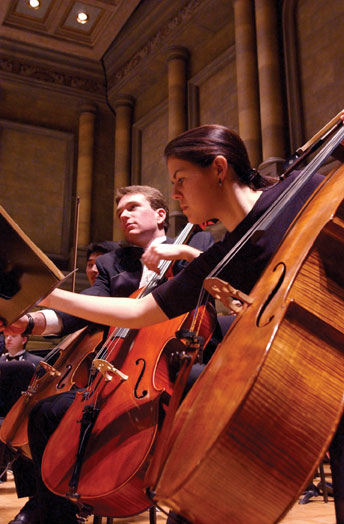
[0,470,336,523]
[0,327,104,458]
[41,306,215,517]
[152,164,344,524]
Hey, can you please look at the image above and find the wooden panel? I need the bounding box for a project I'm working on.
[0,119,73,261]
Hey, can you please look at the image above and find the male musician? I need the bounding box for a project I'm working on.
[0,334,42,424]
[0,335,42,521]
[29,186,211,339]
[4,185,213,524]
[0,333,41,366]
[0,334,42,422]
[85,241,117,286]
[0,333,42,422]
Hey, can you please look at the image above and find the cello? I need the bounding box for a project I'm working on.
[0,326,104,458]
[40,224,216,518]
[0,196,104,459]
[147,118,344,523]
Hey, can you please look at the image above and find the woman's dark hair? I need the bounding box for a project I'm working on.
[164,124,272,190]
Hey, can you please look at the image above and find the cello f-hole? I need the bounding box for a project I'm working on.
[56,365,73,389]
[134,358,148,399]
[256,262,286,327]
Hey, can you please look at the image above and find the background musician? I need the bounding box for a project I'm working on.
[0,334,41,366]
[85,241,117,286]
[0,334,42,523]
[0,242,116,524]
[1,185,213,524]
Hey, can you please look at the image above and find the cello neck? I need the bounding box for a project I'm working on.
[283,110,344,173]
[207,123,344,281]
[141,222,195,297]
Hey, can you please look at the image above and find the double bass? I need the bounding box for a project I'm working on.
[40,224,216,518]
[147,118,344,523]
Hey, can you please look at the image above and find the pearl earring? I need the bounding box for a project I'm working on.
[218,178,222,186]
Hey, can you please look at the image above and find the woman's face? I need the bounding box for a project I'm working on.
[168,156,220,224]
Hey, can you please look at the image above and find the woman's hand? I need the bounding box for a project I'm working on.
[141,244,201,273]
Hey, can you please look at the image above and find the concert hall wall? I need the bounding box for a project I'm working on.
[0,0,342,276]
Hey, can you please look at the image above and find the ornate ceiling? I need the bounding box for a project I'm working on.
[0,0,233,104]
[0,0,141,60]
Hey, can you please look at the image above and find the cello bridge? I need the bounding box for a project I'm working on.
[22,386,36,399]
[92,359,128,382]
[203,277,254,314]
[38,361,61,377]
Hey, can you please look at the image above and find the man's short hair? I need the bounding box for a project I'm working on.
[5,334,28,350]
[20,334,28,349]
[86,241,117,261]
[115,185,169,232]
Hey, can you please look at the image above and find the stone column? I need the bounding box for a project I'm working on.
[167,46,189,235]
[255,0,285,173]
[234,0,262,168]
[76,103,97,247]
[113,95,135,241]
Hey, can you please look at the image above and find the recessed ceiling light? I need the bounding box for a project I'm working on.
[27,0,41,9]
[76,12,89,24]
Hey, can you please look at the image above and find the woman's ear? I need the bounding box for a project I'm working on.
[213,155,228,184]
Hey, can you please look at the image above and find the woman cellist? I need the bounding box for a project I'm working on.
[3,116,344,524]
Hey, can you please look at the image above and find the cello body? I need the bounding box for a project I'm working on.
[41,305,215,517]
[151,163,344,523]
[0,326,104,458]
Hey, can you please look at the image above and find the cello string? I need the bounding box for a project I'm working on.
[84,223,196,386]
[208,124,344,280]
[192,124,344,314]
[189,293,211,335]
[90,227,195,363]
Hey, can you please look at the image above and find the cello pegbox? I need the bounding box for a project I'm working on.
[203,277,254,314]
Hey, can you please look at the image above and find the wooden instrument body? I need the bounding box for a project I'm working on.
[152,164,344,524]
[0,327,103,458]
[41,306,215,517]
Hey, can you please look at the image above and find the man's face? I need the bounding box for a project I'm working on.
[116,193,166,247]
[86,251,104,286]
[5,334,26,356]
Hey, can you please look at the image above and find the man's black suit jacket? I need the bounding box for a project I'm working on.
[58,231,213,336]
[0,352,42,416]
